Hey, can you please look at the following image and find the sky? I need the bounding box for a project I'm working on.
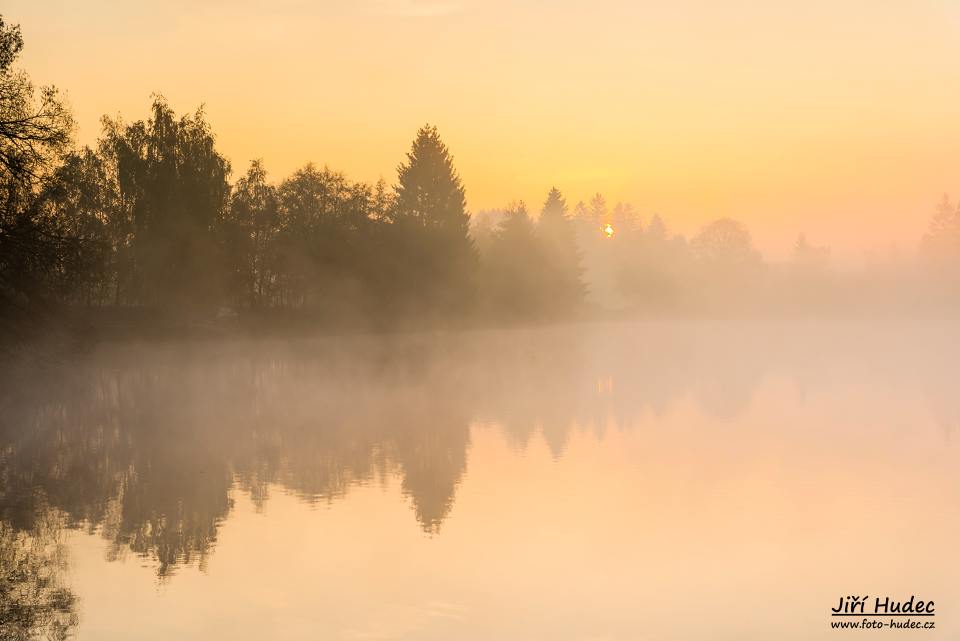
[7,0,960,261]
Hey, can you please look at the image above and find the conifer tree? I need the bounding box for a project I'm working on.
[394,125,470,239]
[391,125,476,315]
[484,201,545,318]
[536,187,585,315]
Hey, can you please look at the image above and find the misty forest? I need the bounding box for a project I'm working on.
[3,15,960,352]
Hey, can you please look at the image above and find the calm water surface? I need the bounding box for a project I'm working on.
[1,321,958,640]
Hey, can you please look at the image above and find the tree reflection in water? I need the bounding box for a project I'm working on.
[0,512,78,641]
[1,322,956,580]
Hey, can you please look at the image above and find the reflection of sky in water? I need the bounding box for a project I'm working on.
[1,321,959,640]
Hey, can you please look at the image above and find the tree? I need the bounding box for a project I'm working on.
[921,194,960,264]
[611,201,639,235]
[369,177,394,223]
[690,218,763,310]
[391,124,476,316]
[783,233,833,310]
[646,213,667,242]
[587,193,608,226]
[0,16,72,200]
[918,193,960,303]
[278,164,377,311]
[792,233,830,268]
[393,125,469,235]
[538,188,569,243]
[0,14,74,339]
[274,163,376,313]
[100,97,231,312]
[617,213,690,312]
[469,209,505,257]
[223,160,278,307]
[572,200,588,219]
[32,147,114,305]
[691,218,759,268]
[571,193,627,308]
[536,187,584,315]
[495,201,537,249]
[483,201,547,318]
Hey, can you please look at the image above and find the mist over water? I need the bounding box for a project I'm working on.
[1,320,958,640]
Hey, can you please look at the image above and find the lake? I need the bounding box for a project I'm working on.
[1,320,958,640]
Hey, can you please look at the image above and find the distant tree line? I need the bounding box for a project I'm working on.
[4,13,960,344]
[0,13,587,337]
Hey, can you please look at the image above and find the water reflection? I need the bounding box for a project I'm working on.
[0,321,957,584]
[0,512,78,640]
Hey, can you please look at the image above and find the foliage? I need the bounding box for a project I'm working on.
[390,124,476,316]
[99,97,231,311]
[0,15,75,339]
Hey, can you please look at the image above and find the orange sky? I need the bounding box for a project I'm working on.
[7,0,960,260]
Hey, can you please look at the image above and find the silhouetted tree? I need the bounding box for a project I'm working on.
[32,147,114,305]
[610,201,639,235]
[100,97,230,313]
[918,193,960,303]
[274,163,376,315]
[646,213,666,242]
[573,193,628,308]
[536,187,585,315]
[469,209,505,257]
[223,160,279,308]
[792,233,830,268]
[369,177,394,223]
[691,218,762,310]
[587,193,607,226]
[780,233,834,311]
[482,201,548,318]
[390,124,476,316]
[922,194,960,265]
[691,218,759,267]
[0,15,74,340]
[0,17,72,196]
[618,213,691,312]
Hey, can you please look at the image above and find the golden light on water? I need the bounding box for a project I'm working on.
[603,223,615,238]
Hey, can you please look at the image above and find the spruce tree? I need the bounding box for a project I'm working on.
[391,125,476,316]
[394,124,470,239]
[537,187,585,315]
[485,201,545,318]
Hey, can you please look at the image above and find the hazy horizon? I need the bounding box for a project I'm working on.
[9,0,960,261]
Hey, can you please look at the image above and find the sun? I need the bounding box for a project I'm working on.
[602,223,615,238]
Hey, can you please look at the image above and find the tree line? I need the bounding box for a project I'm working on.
[4,13,960,344]
[0,14,588,336]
